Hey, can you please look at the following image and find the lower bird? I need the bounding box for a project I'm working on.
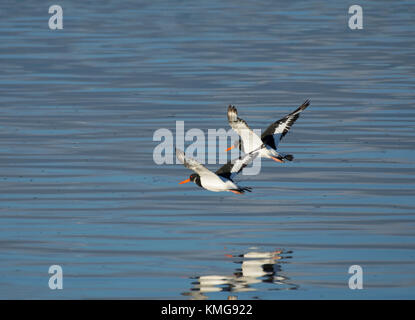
[226,99,310,163]
[176,148,258,194]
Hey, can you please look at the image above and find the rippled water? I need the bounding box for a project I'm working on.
[1,1,415,299]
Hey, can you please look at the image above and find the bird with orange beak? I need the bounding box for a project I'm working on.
[176,148,259,194]
[226,99,310,163]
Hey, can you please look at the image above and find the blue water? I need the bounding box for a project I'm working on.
[0,0,415,299]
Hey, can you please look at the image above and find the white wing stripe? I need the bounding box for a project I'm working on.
[176,148,215,177]
[227,106,264,153]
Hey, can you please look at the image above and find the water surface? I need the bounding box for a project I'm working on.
[0,0,415,299]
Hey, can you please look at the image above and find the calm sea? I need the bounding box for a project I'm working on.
[0,0,414,299]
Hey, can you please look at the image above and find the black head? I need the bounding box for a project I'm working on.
[190,173,202,187]
[179,173,201,186]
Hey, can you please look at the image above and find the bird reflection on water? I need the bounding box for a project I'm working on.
[182,248,298,300]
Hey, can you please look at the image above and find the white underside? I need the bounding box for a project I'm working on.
[239,130,279,159]
[258,146,278,159]
[200,175,238,192]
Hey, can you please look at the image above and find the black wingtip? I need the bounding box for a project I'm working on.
[227,105,238,122]
[301,98,311,109]
[228,105,237,113]
[289,99,310,116]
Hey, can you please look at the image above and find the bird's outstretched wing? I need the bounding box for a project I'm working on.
[261,99,310,150]
[215,151,259,181]
[227,105,264,153]
[176,148,214,176]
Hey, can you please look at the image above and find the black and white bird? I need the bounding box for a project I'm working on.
[226,99,310,163]
[176,148,258,194]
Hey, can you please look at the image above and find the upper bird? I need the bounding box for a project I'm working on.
[226,99,310,163]
[176,148,259,194]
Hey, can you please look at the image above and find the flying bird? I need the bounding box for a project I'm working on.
[226,99,310,163]
[176,148,259,194]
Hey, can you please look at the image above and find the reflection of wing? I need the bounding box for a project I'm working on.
[182,249,298,299]
[261,99,310,150]
[228,105,264,153]
[175,148,213,176]
[241,259,275,278]
[215,151,259,181]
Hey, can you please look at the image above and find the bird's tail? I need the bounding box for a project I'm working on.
[283,154,294,161]
[229,187,252,194]
[240,187,252,192]
[277,153,294,162]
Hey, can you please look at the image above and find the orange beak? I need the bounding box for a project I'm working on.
[225,145,235,152]
[271,156,284,163]
[179,178,191,184]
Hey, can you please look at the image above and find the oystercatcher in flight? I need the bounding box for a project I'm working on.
[226,99,310,163]
[176,148,259,194]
